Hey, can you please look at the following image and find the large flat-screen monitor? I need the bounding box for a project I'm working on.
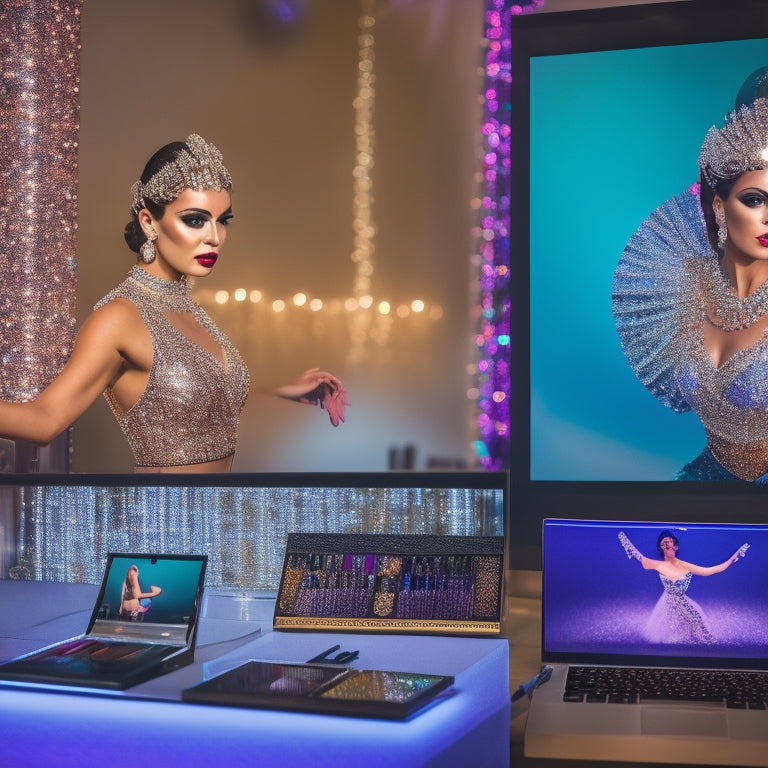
[510,0,768,567]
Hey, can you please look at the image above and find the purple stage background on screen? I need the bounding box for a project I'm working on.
[543,520,768,660]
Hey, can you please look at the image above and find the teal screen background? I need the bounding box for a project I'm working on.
[102,555,204,625]
[530,37,768,480]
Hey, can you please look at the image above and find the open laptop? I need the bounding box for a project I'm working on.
[0,553,207,691]
[525,519,768,766]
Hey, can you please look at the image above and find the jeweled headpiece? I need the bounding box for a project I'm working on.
[699,97,768,192]
[130,133,232,215]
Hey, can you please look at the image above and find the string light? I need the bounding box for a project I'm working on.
[348,0,378,364]
[197,285,440,321]
[470,0,537,470]
[192,0,442,358]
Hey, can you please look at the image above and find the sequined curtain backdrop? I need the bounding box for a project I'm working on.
[13,485,504,589]
[0,1,80,470]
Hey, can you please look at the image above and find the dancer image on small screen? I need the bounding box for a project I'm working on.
[618,530,749,644]
[119,564,163,622]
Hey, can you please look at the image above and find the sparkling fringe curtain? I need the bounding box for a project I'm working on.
[0,1,80,476]
[0,2,80,402]
[12,485,504,589]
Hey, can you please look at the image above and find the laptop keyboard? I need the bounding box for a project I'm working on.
[565,665,768,709]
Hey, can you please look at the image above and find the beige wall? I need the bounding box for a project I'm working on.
[74,0,484,472]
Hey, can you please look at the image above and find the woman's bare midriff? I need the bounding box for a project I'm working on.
[134,454,234,474]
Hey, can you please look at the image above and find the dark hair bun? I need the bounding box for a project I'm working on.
[124,219,144,254]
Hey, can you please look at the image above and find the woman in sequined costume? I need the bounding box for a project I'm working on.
[618,530,748,644]
[613,84,768,482]
[119,564,162,622]
[0,134,348,472]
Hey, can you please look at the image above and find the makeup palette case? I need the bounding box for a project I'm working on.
[273,533,505,635]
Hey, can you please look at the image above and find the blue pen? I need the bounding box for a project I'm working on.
[511,665,553,702]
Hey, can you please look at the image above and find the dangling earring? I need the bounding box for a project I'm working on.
[140,231,157,264]
[715,211,728,251]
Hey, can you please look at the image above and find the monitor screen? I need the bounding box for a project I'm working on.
[509,1,768,568]
[91,554,207,644]
[516,3,768,481]
[542,518,768,667]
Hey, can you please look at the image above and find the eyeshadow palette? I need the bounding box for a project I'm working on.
[0,553,207,690]
[182,660,454,719]
[273,533,505,635]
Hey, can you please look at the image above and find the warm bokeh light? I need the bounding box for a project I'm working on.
[309,298,323,311]
[215,290,229,304]
[234,288,247,302]
[272,299,285,312]
[377,300,390,315]
[411,299,425,313]
[249,289,262,304]
[293,292,307,307]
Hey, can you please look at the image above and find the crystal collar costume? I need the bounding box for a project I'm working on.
[613,189,768,482]
[613,97,768,482]
[95,266,250,468]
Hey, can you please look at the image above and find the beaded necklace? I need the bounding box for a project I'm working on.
[701,259,768,331]
[127,265,194,312]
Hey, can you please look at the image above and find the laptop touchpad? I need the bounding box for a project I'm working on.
[641,707,728,738]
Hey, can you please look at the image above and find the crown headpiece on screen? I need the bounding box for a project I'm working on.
[130,133,232,215]
[698,97,768,192]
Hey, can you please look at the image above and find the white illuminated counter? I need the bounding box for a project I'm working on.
[0,579,509,767]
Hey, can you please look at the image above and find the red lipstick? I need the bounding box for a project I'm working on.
[195,253,218,268]
[758,236,768,248]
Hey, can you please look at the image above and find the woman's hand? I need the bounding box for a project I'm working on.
[730,543,750,564]
[275,369,350,426]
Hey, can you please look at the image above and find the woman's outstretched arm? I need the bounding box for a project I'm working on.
[618,531,657,570]
[684,543,750,577]
[275,368,349,426]
[0,301,138,444]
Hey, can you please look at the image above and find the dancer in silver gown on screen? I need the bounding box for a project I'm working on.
[618,530,748,644]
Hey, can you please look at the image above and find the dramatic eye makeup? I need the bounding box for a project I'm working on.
[178,208,233,228]
[736,188,768,207]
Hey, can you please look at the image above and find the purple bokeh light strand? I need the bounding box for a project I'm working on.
[473,0,540,469]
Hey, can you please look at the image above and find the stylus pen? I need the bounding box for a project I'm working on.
[511,665,553,702]
[306,644,341,663]
[333,650,359,664]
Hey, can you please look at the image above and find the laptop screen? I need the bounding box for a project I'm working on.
[542,520,768,668]
[88,553,207,646]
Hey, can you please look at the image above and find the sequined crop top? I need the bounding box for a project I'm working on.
[95,266,250,468]
[613,189,768,480]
